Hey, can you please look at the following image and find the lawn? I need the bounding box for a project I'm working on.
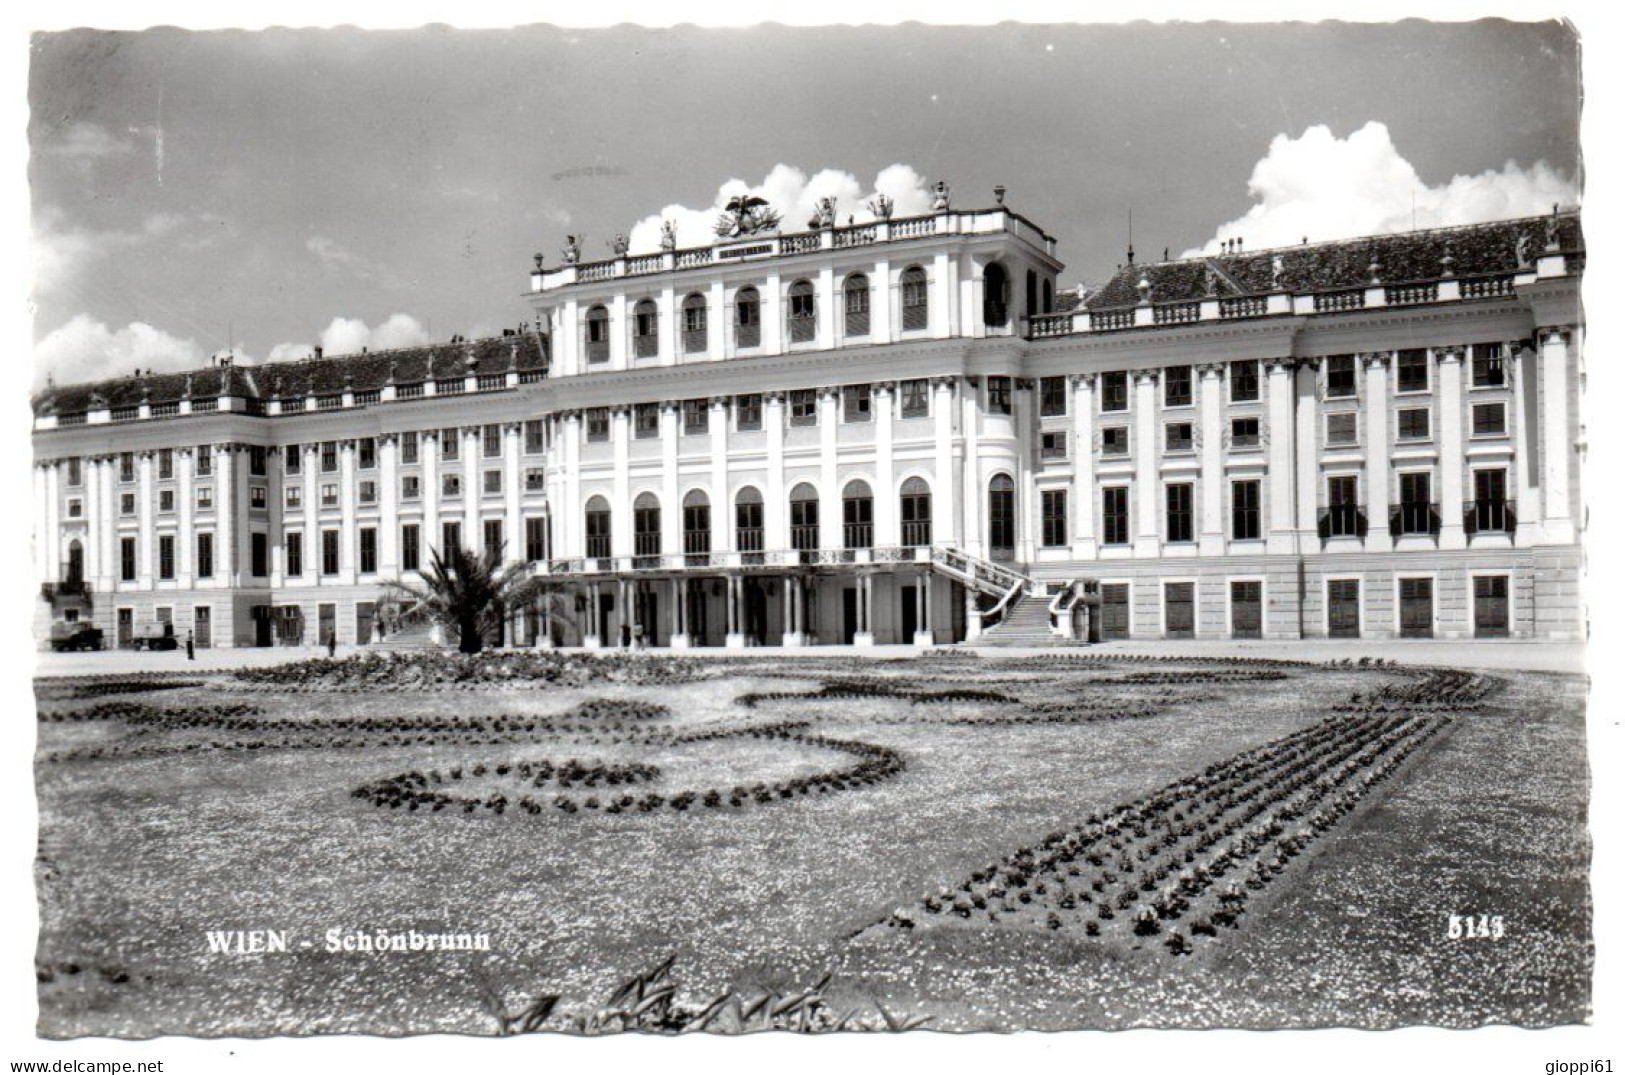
[33,651,1590,1036]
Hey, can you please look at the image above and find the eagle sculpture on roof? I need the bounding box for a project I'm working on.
[715,194,781,239]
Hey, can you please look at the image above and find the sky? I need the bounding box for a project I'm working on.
[27,19,1582,389]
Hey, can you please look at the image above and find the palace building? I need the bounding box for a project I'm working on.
[30,194,1584,649]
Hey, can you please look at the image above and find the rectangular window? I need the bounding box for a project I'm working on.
[1398,472,1435,535]
[120,537,136,581]
[1164,365,1193,407]
[321,442,338,472]
[524,419,546,453]
[1232,480,1261,540]
[900,379,929,418]
[1230,361,1259,402]
[1326,355,1358,398]
[1327,411,1359,446]
[67,457,82,486]
[986,376,1012,415]
[284,532,302,577]
[321,483,339,507]
[159,489,175,513]
[1041,489,1068,547]
[1324,475,1362,538]
[401,475,420,500]
[196,533,214,579]
[401,524,420,572]
[1040,431,1067,459]
[158,448,174,480]
[1101,487,1130,546]
[441,474,461,498]
[483,519,504,555]
[1101,371,1129,412]
[483,470,502,495]
[1039,376,1067,417]
[1396,349,1429,393]
[1472,402,1508,437]
[683,399,710,434]
[121,493,136,516]
[1102,426,1129,456]
[120,452,135,482]
[1165,483,1194,543]
[359,527,378,574]
[441,429,460,460]
[400,432,419,465]
[321,529,340,575]
[482,424,501,458]
[635,403,660,439]
[248,446,266,477]
[359,437,376,469]
[195,448,213,477]
[736,395,762,431]
[1472,343,1505,388]
[1469,469,1511,534]
[789,390,818,426]
[359,480,378,505]
[1165,422,1194,453]
[842,384,872,423]
[251,532,268,577]
[525,516,549,562]
[284,445,301,474]
[441,521,461,555]
[586,408,610,441]
[67,498,82,518]
[249,485,266,510]
[525,468,546,492]
[1231,416,1260,447]
[158,535,175,580]
[1397,407,1431,441]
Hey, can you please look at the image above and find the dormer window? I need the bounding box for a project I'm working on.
[585,305,610,363]
[735,287,761,348]
[843,274,870,337]
[788,280,816,343]
[632,299,658,359]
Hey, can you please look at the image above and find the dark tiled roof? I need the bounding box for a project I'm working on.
[34,334,547,417]
[1085,210,1583,310]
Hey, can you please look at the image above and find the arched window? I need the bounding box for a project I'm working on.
[585,305,610,363]
[988,474,1016,558]
[735,287,761,349]
[843,274,871,337]
[633,492,661,562]
[1025,268,1039,319]
[66,539,84,586]
[735,486,764,558]
[682,489,711,562]
[842,479,874,549]
[632,299,658,359]
[681,293,708,354]
[901,266,929,332]
[584,495,612,560]
[788,279,816,343]
[900,477,932,547]
[789,482,820,552]
[983,263,1010,328]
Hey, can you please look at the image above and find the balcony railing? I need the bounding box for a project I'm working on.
[900,521,933,548]
[1314,290,1366,313]
[1390,501,1441,538]
[1464,499,1516,535]
[843,523,873,550]
[1385,282,1438,306]
[1317,504,1368,540]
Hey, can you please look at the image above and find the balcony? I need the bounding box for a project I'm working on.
[1390,502,1441,538]
[1317,504,1368,540]
[843,523,873,550]
[1464,499,1516,536]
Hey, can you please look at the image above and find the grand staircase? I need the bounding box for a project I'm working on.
[966,590,1059,647]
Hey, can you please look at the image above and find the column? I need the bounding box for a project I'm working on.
[725,575,745,648]
[964,585,983,641]
[1015,380,1037,562]
[853,574,875,646]
[783,575,800,646]
[914,569,934,646]
[32,463,46,585]
[818,388,840,549]
[137,451,154,587]
[609,292,628,368]
[584,581,601,648]
[1436,346,1467,549]
[816,265,836,349]
[708,280,727,361]
[1363,353,1393,552]
[266,448,284,586]
[762,271,783,354]
[872,257,893,342]
[379,434,399,575]
[504,423,523,560]
[1068,374,1097,558]
[1197,365,1224,555]
[1540,327,1574,542]
[875,383,896,547]
[934,251,955,339]
[709,398,731,553]
[1265,359,1296,554]
[1133,369,1160,557]
[764,393,786,551]
[99,457,117,586]
[339,440,358,582]
[660,403,680,558]
[44,461,62,583]
[658,283,677,365]
[301,444,319,583]
[85,459,104,590]
[670,578,690,649]
[933,378,957,547]
[1510,340,1540,542]
[178,447,195,585]
[1294,359,1320,550]
[462,427,480,554]
[961,380,983,556]
[421,432,440,556]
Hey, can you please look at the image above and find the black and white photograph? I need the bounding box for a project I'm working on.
[4,4,1618,1071]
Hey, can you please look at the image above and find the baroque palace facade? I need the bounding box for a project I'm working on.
[30,195,1584,649]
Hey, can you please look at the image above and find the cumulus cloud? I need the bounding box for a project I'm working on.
[263,313,432,362]
[32,206,235,300]
[1185,121,1579,256]
[33,315,205,390]
[624,163,936,254]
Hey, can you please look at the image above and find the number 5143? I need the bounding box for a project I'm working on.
[1447,913,1505,939]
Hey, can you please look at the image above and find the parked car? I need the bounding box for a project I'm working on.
[130,626,179,652]
[49,622,104,652]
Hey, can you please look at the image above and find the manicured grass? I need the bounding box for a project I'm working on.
[33,653,1589,1035]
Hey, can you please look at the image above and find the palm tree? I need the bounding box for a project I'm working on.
[382,542,551,654]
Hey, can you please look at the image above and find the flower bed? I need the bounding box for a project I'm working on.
[231,650,707,692]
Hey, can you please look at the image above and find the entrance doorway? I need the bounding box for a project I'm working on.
[1164,582,1195,638]
[1100,584,1130,640]
[1230,581,1262,639]
[1399,578,1434,638]
[1328,579,1361,638]
[900,584,918,640]
[117,607,133,648]
[1474,575,1510,637]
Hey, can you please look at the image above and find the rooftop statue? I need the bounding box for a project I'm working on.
[715,194,781,239]
[867,192,894,220]
[561,235,583,265]
[931,180,951,211]
[659,220,677,252]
